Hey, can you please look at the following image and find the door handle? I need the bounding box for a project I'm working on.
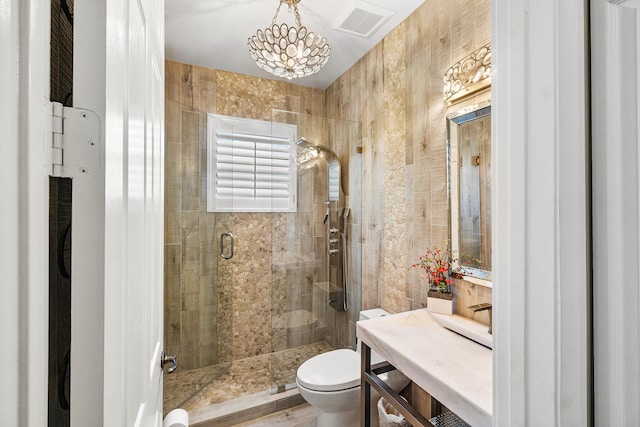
[161,351,177,374]
[221,232,234,259]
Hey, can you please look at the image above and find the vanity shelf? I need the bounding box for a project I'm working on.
[358,309,492,427]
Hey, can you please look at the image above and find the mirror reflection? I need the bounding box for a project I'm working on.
[448,102,492,281]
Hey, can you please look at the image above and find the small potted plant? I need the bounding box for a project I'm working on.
[411,247,455,315]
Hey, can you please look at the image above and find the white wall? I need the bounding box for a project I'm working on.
[1,0,51,425]
[591,0,640,424]
[0,0,22,422]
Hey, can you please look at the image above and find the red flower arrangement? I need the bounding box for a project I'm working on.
[411,247,455,294]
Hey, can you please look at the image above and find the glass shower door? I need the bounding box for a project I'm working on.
[268,110,362,392]
[163,102,247,413]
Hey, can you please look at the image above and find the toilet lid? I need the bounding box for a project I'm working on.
[296,349,361,392]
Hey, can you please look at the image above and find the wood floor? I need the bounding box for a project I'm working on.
[230,403,317,427]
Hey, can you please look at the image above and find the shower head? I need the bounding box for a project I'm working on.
[295,137,345,198]
[295,138,338,159]
[295,138,320,166]
[295,137,313,148]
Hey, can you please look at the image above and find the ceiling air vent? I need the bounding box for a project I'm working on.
[335,1,396,38]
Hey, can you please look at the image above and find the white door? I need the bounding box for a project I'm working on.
[74,0,165,424]
[103,0,166,424]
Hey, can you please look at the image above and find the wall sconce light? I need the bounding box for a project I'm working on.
[443,43,492,106]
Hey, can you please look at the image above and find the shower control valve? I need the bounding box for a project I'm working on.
[161,351,177,374]
[329,249,339,256]
[329,227,339,234]
[329,238,338,244]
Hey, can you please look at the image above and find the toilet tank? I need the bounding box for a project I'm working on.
[357,308,390,364]
[359,308,390,322]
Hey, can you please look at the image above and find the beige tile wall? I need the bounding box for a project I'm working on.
[325,0,492,319]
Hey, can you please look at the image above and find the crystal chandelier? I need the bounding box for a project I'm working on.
[248,0,330,80]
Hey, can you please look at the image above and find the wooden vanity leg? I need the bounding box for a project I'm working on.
[361,342,371,427]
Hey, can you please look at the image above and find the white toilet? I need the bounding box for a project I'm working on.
[296,309,410,427]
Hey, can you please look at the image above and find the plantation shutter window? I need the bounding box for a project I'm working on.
[207,114,297,212]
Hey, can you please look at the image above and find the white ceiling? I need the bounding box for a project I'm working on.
[165,0,426,89]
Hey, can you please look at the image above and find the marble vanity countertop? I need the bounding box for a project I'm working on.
[357,308,492,427]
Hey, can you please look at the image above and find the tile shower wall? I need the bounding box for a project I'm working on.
[325,0,492,323]
[164,61,337,371]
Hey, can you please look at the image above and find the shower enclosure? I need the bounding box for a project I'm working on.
[162,102,362,416]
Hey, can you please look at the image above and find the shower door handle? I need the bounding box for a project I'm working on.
[221,232,234,259]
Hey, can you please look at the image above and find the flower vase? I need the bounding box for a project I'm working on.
[427,290,454,315]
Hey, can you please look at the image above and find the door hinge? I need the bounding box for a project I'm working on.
[50,101,102,178]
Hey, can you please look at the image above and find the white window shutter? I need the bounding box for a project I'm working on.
[207,114,297,212]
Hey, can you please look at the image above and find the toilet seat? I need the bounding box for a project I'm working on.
[296,349,360,392]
